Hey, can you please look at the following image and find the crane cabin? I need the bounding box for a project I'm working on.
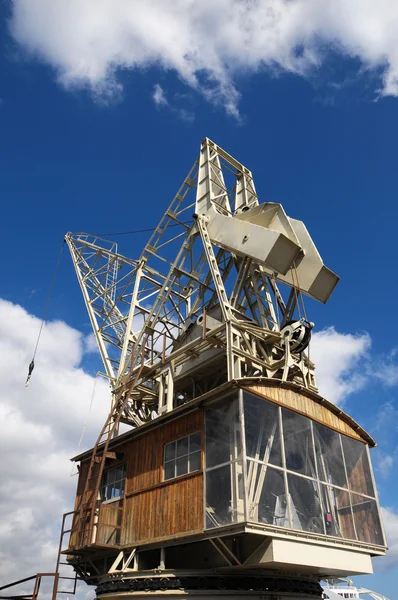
[63,139,386,600]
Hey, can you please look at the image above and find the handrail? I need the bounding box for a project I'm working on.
[0,573,59,600]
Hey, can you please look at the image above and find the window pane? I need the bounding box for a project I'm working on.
[313,422,347,488]
[101,464,127,501]
[113,479,122,496]
[246,460,288,527]
[320,484,356,540]
[351,493,384,546]
[106,467,116,484]
[189,432,202,453]
[176,455,189,477]
[283,409,316,477]
[114,466,124,482]
[205,396,241,468]
[164,461,175,480]
[342,436,374,496]
[206,462,244,528]
[102,470,110,486]
[177,436,189,457]
[243,392,282,467]
[165,441,176,462]
[287,473,324,534]
[189,450,201,472]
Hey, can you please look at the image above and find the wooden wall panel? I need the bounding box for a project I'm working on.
[97,501,123,545]
[333,488,355,541]
[245,384,364,442]
[121,473,203,545]
[70,408,204,549]
[121,408,204,545]
[125,408,204,495]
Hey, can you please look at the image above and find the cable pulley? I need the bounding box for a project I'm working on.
[280,319,314,354]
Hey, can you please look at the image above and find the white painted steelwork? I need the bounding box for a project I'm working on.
[65,138,338,430]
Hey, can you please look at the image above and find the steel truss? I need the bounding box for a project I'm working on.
[66,138,328,430]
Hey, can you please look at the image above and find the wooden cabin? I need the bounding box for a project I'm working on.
[67,378,386,584]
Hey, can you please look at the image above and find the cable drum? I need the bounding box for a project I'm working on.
[280,319,314,354]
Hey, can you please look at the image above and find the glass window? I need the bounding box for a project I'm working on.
[164,432,202,480]
[341,436,374,497]
[320,484,355,540]
[177,436,189,457]
[164,442,175,462]
[204,391,383,547]
[101,463,126,502]
[190,431,202,453]
[206,462,244,528]
[246,460,288,526]
[244,393,282,467]
[287,473,324,534]
[176,454,189,476]
[190,450,201,471]
[350,493,384,546]
[282,408,316,477]
[205,396,241,468]
[313,422,347,488]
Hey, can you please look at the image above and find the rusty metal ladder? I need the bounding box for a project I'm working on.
[75,351,147,548]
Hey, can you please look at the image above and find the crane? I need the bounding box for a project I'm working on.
[65,137,339,431]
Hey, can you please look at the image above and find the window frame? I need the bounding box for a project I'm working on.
[203,390,385,547]
[100,462,127,504]
[163,431,202,481]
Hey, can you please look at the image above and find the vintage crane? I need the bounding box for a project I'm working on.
[47,139,388,600]
[65,138,339,423]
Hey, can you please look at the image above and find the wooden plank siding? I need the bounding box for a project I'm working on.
[244,383,365,442]
[124,408,203,494]
[122,473,203,545]
[69,408,204,550]
[121,408,204,545]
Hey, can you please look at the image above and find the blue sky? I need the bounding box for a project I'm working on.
[1,1,398,598]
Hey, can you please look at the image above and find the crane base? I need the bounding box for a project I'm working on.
[95,573,323,599]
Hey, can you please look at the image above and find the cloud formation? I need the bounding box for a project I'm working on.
[311,326,371,405]
[0,299,109,591]
[153,84,168,107]
[380,507,398,569]
[8,0,398,116]
[152,83,195,122]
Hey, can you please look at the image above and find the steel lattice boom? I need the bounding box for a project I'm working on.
[66,138,338,428]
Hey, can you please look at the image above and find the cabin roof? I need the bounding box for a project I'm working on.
[72,377,375,463]
[239,378,376,447]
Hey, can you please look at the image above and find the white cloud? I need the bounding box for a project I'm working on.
[372,348,398,387]
[0,299,109,592]
[83,332,99,354]
[376,453,394,478]
[153,83,168,107]
[373,402,398,479]
[152,83,195,122]
[8,0,398,116]
[311,326,371,405]
[380,507,398,569]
